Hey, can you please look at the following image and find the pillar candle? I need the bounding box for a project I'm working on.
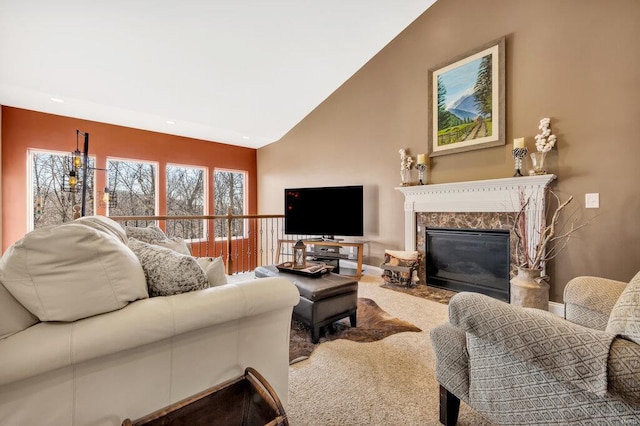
[417,154,427,164]
[513,138,525,149]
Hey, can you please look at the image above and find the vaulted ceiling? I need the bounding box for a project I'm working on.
[0,1,437,148]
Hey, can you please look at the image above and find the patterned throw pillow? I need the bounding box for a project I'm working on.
[381,249,419,287]
[196,257,228,287]
[606,270,640,344]
[128,239,209,297]
[124,225,168,244]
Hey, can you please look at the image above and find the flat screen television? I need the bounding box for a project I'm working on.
[284,185,364,239]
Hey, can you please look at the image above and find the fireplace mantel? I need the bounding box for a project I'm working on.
[396,174,556,253]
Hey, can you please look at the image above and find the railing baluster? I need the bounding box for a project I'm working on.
[108,213,285,275]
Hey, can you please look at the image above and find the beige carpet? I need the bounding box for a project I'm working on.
[286,274,492,426]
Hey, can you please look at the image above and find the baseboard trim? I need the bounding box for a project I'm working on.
[548,301,565,317]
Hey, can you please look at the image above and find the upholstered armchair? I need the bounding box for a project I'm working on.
[430,273,640,425]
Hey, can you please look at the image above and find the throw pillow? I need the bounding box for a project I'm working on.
[124,225,168,244]
[0,222,148,322]
[128,239,209,297]
[196,257,228,287]
[606,270,640,344]
[155,237,192,256]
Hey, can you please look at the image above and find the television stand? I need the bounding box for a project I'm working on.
[275,239,364,280]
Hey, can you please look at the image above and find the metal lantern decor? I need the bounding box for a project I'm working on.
[293,240,307,269]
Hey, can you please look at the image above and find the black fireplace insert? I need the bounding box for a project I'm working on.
[426,228,510,301]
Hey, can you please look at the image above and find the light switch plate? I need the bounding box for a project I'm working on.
[585,193,599,209]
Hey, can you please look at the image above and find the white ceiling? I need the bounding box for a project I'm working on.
[0,1,436,148]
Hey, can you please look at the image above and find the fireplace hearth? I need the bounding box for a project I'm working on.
[425,228,510,301]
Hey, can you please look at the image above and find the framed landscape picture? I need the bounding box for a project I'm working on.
[428,37,505,157]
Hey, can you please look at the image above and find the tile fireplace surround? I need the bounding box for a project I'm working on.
[396,175,558,309]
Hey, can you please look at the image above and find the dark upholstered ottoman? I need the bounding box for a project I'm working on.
[255,265,358,343]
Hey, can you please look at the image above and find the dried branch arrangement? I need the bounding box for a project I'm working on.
[514,189,591,270]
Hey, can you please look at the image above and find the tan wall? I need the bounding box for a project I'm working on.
[257,0,640,302]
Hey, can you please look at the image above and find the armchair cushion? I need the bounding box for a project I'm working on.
[606,270,640,345]
[449,292,616,395]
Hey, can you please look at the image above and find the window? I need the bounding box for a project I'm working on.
[107,158,157,216]
[166,164,206,240]
[214,169,246,238]
[30,150,95,230]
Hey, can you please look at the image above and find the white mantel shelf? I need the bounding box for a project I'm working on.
[396,174,556,252]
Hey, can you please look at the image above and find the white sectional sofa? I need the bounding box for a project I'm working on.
[0,216,299,425]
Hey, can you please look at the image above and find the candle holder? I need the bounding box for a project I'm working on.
[416,163,427,185]
[512,147,528,177]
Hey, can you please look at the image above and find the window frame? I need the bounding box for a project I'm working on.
[165,162,208,242]
[105,156,159,218]
[27,148,97,231]
[213,168,248,241]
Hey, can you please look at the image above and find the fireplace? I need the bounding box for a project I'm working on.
[425,228,510,301]
[397,175,556,300]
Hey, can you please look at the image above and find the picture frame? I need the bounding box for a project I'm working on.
[428,37,505,157]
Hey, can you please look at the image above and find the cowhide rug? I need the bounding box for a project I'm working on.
[289,297,421,364]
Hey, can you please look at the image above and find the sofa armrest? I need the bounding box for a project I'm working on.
[0,277,300,387]
[564,276,627,330]
[449,292,616,396]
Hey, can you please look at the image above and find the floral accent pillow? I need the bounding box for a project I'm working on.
[128,238,208,297]
[606,270,640,345]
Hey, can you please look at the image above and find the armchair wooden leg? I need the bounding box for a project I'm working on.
[439,384,460,426]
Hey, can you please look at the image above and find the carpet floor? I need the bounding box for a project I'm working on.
[286,274,492,426]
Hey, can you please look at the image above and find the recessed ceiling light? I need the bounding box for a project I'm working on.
[242,136,250,139]
[50,97,64,103]
[166,120,175,125]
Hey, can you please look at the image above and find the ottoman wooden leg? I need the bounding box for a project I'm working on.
[349,311,357,327]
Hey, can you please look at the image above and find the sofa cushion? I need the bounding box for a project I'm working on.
[74,215,128,244]
[0,282,38,340]
[606,270,640,344]
[0,222,148,322]
[124,225,167,244]
[196,257,227,287]
[128,239,208,297]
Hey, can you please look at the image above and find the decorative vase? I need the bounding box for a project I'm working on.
[400,169,411,186]
[529,151,547,175]
[510,267,550,310]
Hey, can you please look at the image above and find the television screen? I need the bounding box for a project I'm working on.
[284,185,364,238]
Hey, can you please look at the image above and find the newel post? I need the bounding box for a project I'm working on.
[225,207,233,274]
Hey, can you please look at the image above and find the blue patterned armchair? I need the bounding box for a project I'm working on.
[430,273,640,425]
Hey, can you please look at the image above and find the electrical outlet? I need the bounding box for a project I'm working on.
[585,193,600,209]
